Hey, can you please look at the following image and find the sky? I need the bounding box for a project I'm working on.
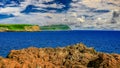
[0,0,120,30]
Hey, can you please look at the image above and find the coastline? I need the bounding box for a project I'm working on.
[1,24,120,32]
[1,29,120,33]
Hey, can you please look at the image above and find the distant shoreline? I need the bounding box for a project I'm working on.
[1,24,120,32]
[0,29,120,32]
[0,24,71,32]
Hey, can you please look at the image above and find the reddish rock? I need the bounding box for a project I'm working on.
[0,43,120,68]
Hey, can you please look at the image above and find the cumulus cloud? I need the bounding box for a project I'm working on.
[0,0,120,30]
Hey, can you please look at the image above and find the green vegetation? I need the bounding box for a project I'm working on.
[0,24,70,32]
[40,24,70,30]
[0,24,38,31]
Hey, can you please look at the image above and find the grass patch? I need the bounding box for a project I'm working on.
[0,24,70,31]
[0,24,35,31]
[40,24,70,30]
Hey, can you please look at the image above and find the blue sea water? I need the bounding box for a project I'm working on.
[0,30,120,57]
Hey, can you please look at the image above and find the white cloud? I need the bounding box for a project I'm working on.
[0,0,119,30]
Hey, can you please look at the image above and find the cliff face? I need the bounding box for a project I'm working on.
[0,43,120,68]
[24,25,40,31]
[0,27,9,32]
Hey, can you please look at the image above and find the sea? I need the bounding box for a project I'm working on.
[0,30,120,57]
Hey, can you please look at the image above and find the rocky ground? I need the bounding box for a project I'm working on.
[0,43,120,68]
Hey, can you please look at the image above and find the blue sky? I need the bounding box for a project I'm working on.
[0,0,119,30]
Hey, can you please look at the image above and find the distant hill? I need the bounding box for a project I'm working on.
[0,24,40,32]
[0,24,70,32]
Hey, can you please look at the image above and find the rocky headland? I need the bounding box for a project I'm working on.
[0,43,120,68]
[0,24,40,32]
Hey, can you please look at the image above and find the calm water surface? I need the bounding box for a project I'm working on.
[0,30,120,57]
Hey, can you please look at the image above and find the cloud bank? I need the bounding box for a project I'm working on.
[0,0,120,30]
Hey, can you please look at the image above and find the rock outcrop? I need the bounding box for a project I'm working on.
[0,43,120,68]
[24,25,40,31]
[88,53,120,68]
[0,27,9,32]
